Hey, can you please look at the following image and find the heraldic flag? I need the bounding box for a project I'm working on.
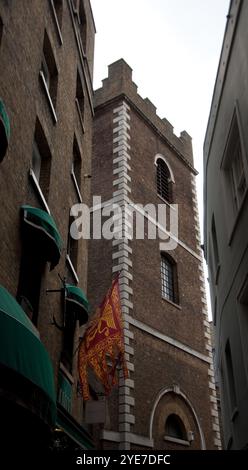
[78,275,128,400]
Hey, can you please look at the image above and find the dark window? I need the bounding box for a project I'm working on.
[17,242,45,326]
[32,119,51,200]
[211,215,219,271]
[165,414,187,440]
[51,0,63,30]
[221,108,247,222]
[225,341,237,413]
[67,215,78,270]
[161,254,178,303]
[72,136,82,189]
[0,16,3,46]
[75,70,84,125]
[61,309,76,373]
[41,31,58,109]
[78,0,87,52]
[156,158,172,202]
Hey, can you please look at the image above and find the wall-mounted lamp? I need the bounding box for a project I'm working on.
[84,174,92,178]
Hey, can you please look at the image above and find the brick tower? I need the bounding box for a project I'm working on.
[88,59,221,450]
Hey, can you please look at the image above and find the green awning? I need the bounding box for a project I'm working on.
[21,205,62,269]
[0,99,10,161]
[65,284,89,326]
[0,285,56,425]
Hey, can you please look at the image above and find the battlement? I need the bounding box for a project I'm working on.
[94,59,194,168]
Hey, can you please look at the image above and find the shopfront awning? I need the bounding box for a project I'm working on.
[65,284,89,326]
[0,99,10,161]
[0,285,56,425]
[21,205,62,269]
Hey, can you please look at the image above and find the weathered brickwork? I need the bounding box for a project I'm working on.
[0,0,95,438]
[88,59,221,450]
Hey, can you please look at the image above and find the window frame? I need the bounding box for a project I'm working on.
[220,103,248,243]
[39,30,58,123]
[160,253,179,306]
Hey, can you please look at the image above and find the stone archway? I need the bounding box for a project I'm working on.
[149,386,206,450]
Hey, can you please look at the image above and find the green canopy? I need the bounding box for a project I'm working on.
[21,205,62,269]
[65,284,89,326]
[0,99,10,161]
[0,285,56,425]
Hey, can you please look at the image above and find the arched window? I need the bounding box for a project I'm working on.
[156,158,172,202]
[165,414,187,440]
[161,254,178,304]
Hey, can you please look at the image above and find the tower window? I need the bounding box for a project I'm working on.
[161,254,178,304]
[165,414,187,440]
[156,158,172,202]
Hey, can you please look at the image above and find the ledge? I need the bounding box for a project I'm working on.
[162,296,182,310]
[164,435,190,446]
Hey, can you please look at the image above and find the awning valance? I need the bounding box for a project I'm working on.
[21,205,62,269]
[0,285,56,425]
[65,284,89,326]
[0,99,10,161]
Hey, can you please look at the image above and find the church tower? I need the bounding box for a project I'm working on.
[88,59,221,450]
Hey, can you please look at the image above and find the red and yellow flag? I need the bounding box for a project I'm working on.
[78,276,128,400]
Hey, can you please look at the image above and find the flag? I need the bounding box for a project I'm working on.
[78,275,128,400]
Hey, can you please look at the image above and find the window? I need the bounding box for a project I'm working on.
[221,107,248,228]
[75,70,85,130]
[40,31,58,120]
[61,307,76,373]
[78,0,87,52]
[161,254,178,304]
[50,0,63,39]
[17,243,45,326]
[31,119,51,203]
[71,136,82,201]
[156,158,172,202]
[67,215,78,274]
[165,414,187,440]
[211,215,220,278]
[0,16,3,46]
[225,340,237,414]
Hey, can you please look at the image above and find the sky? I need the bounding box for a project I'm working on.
[90,0,230,314]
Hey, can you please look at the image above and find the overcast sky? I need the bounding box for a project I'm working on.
[90,0,230,314]
[91,0,229,217]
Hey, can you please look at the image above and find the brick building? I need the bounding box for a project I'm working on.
[88,59,221,450]
[0,0,95,450]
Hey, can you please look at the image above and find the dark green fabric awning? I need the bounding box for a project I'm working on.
[65,284,89,326]
[0,285,56,425]
[21,205,62,269]
[0,99,10,161]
